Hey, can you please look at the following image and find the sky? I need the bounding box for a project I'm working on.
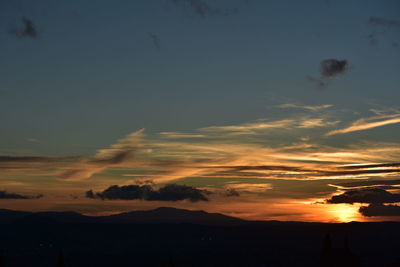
[0,0,400,222]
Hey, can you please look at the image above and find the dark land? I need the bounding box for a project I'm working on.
[0,207,399,267]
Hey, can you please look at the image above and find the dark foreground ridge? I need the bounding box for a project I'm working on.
[0,208,399,266]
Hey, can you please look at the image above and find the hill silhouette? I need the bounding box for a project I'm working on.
[0,207,243,225]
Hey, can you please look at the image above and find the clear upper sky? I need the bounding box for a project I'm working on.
[0,0,399,222]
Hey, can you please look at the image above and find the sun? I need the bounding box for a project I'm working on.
[327,203,361,222]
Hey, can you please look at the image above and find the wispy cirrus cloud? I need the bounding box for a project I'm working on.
[2,112,400,186]
[199,119,294,134]
[278,104,333,111]
[200,116,339,135]
[369,16,400,29]
[224,183,272,193]
[59,129,146,180]
[326,114,400,136]
[159,132,208,139]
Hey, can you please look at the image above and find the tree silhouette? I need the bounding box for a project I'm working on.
[0,249,5,267]
[56,249,65,267]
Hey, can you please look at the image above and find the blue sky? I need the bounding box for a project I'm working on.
[0,0,399,221]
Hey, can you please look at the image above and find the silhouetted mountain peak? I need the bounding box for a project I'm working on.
[102,207,244,225]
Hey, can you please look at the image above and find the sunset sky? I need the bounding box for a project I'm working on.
[1,0,400,222]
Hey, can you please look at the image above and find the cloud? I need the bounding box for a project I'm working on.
[0,156,75,163]
[199,117,338,135]
[305,76,328,89]
[59,129,145,180]
[0,190,42,199]
[147,184,208,202]
[326,188,400,204]
[148,33,161,49]
[170,0,238,17]
[306,59,348,88]
[366,32,385,47]
[369,17,400,28]
[339,163,400,169]
[278,104,333,111]
[224,183,272,193]
[210,164,400,180]
[331,179,400,189]
[159,132,207,139]
[3,117,400,185]
[9,17,39,39]
[326,114,400,136]
[87,184,208,202]
[224,188,240,197]
[320,59,348,78]
[199,119,294,134]
[297,118,339,128]
[359,203,400,217]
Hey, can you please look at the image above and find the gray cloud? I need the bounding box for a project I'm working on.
[339,163,400,169]
[359,203,400,217]
[210,165,400,179]
[87,184,208,202]
[306,59,348,88]
[305,75,328,88]
[367,32,379,47]
[148,33,161,50]
[224,188,240,197]
[0,156,76,163]
[0,190,42,199]
[326,188,400,204]
[9,17,39,39]
[332,179,400,189]
[369,17,400,28]
[170,0,238,17]
[320,59,348,78]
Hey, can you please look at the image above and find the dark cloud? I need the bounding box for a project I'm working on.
[306,59,348,88]
[318,168,400,177]
[170,0,238,17]
[9,17,39,39]
[359,203,400,217]
[86,184,208,202]
[332,180,400,189]
[89,150,134,165]
[367,32,379,47]
[148,33,161,50]
[225,188,240,197]
[210,165,400,179]
[320,59,348,78]
[0,190,42,199]
[305,75,328,89]
[147,184,208,202]
[339,163,400,169]
[0,156,76,163]
[326,188,400,204]
[369,17,400,28]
